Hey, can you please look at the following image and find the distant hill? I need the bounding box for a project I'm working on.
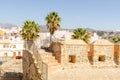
[40,25,49,32]
[40,25,75,32]
[40,25,98,33]
[85,28,96,32]
[0,23,18,29]
[0,24,96,32]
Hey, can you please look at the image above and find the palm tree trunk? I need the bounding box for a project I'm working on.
[50,35,52,45]
[49,35,53,51]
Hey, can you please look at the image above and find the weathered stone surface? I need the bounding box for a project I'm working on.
[51,41,89,64]
[91,39,114,65]
[51,42,62,63]
[22,50,42,80]
[114,44,120,65]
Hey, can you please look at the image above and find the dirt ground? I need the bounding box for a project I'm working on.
[49,63,120,80]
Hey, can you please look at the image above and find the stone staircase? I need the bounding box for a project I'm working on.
[39,49,61,75]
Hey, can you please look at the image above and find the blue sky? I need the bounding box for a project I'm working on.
[0,0,120,30]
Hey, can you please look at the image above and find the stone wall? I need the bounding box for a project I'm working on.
[89,39,115,65]
[93,45,114,60]
[51,40,120,66]
[51,40,89,64]
[51,42,61,63]
[114,44,120,65]
[64,44,88,62]
[22,50,42,80]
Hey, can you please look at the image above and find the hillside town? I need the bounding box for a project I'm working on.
[0,25,119,52]
[0,25,101,54]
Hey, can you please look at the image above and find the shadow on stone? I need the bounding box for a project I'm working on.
[0,61,3,65]
[1,72,23,80]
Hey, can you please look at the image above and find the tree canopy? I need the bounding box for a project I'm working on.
[21,20,40,40]
[112,36,120,43]
[45,12,61,43]
[72,28,90,43]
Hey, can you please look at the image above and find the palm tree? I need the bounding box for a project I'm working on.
[21,20,40,49]
[45,12,61,44]
[21,20,40,40]
[72,28,90,43]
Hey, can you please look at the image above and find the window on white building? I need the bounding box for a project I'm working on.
[4,53,8,57]
[13,52,16,57]
[3,44,9,48]
[3,44,6,48]
[13,45,16,48]
[18,51,21,56]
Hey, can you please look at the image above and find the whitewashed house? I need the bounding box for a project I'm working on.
[0,28,24,58]
[39,32,50,47]
[89,32,101,43]
[39,30,73,48]
[53,30,73,41]
[0,39,24,57]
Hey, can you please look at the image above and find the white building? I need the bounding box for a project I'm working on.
[39,32,50,47]
[53,30,73,41]
[0,39,24,57]
[89,32,101,43]
[0,28,24,58]
[39,30,73,47]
